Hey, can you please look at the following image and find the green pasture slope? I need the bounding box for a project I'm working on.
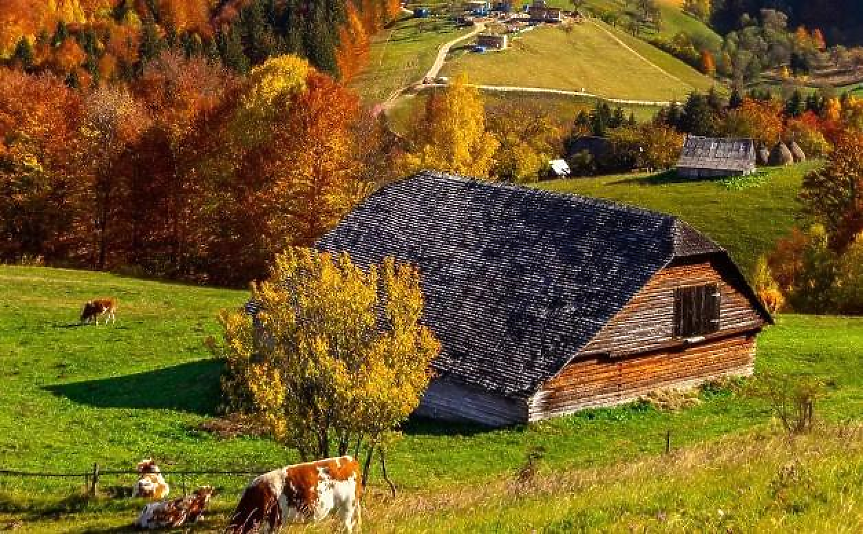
[537,161,820,278]
[441,22,714,101]
[1,179,861,530]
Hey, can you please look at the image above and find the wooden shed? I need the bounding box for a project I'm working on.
[676,136,756,178]
[316,172,772,426]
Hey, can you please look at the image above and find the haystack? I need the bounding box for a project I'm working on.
[757,146,770,165]
[768,142,794,166]
[789,141,806,162]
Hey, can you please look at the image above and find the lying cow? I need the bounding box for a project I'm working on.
[227,456,362,533]
[134,486,215,530]
[80,297,117,325]
[133,459,170,500]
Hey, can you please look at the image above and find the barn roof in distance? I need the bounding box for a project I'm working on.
[316,171,758,397]
[676,136,756,172]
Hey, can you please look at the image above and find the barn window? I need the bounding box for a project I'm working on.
[673,284,720,338]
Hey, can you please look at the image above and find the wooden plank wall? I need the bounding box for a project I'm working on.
[528,259,764,420]
[416,377,528,426]
[529,334,756,420]
[579,259,762,358]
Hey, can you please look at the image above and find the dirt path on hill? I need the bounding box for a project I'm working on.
[586,19,685,85]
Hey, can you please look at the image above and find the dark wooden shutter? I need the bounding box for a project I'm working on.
[674,284,721,338]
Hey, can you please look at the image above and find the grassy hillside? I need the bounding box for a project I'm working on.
[536,161,820,277]
[349,16,471,105]
[441,22,715,101]
[1,244,862,529]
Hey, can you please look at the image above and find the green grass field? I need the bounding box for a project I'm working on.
[349,16,470,105]
[440,22,715,101]
[536,161,820,278]
[1,226,862,530]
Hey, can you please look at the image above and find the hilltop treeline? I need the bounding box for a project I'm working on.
[711,0,863,45]
[0,0,400,84]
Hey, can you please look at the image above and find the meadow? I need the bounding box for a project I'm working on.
[537,161,820,278]
[1,197,861,531]
[441,22,714,101]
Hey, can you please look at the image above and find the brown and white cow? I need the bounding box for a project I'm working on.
[80,297,117,325]
[133,459,170,500]
[226,456,362,533]
[134,485,215,530]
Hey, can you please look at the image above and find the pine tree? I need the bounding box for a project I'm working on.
[785,90,805,117]
[13,38,34,71]
[217,28,250,73]
[53,21,69,47]
[728,87,743,109]
[680,92,717,136]
[139,18,164,66]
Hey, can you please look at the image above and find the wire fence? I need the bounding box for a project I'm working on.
[0,465,267,497]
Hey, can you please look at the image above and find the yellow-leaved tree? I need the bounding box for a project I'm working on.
[401,73,498,177]
[219,247,440,484]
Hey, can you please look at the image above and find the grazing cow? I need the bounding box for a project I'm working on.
[133,459,170,500]
[80,298,117,325]
[227,456,362,533]
[135,486,215,530]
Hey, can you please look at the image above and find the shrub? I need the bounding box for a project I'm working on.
[746,372,823,435]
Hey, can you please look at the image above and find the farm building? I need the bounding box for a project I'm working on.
[316,172,772,426]
[528,0,563,22]
[676,136,756,178]
[477,33,508,50]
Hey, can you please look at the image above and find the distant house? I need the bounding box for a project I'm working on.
[676,136,756,179]
[315,172,771,426]
[548,159,570,177]
[477,33,508,50]
[528,0,563,22]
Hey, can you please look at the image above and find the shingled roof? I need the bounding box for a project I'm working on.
[677,136,756,172]
[313,171,761,398]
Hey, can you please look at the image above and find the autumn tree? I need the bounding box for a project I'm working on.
[0,69,86,262]
[488,104,562,182]
[219,248,440,478]
[724,98,783,146]
[799,128,863,251]
[401,74,499,178]
[81,86,150,269]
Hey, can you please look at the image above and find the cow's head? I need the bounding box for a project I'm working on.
[137,458,160,474]
[80,301,94,323]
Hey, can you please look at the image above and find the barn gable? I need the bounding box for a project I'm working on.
[316,172,767,404]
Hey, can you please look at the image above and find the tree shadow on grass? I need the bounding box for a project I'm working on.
[402,416,512,437]
[45,360,224,416]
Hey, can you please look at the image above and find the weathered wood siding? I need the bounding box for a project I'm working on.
[529,259,764,420]
[529,334,756,419]
[416,377,527,426]
[579,259,762,358]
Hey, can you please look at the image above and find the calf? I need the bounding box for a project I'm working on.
[227,456,362,533]
[80,298,117,325]
[133,459,170,500]
[135,486,215,530]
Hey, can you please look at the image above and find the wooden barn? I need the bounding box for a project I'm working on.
[676,136,756,178]
[316,172,772,426]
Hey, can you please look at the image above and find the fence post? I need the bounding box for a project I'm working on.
[665,430,671,454]
[182,473,187,496]
[90,463,99,496]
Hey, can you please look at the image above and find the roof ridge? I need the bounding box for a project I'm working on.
[413,170,677,222]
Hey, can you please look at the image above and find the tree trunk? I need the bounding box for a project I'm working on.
[380,448,396,498]
[361,444,375,487]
